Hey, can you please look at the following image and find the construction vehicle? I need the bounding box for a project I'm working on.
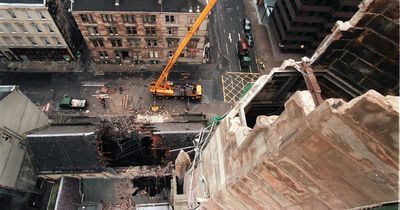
[150,0,218,100]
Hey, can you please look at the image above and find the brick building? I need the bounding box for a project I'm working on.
[268,0,362,53]
[71,0,208,65]
[0,0,81,62]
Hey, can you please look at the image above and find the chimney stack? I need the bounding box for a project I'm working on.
[115,0,119,6]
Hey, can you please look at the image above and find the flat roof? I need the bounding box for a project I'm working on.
[0,0,44,4]
[72,0,204,12]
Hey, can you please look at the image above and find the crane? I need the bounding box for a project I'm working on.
[150,0,218,100]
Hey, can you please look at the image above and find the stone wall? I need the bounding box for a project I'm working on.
[186,90,398,209]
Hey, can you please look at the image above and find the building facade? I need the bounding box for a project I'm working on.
[0,0,76,61]
[71,0,208,64]
[269,0,361,53]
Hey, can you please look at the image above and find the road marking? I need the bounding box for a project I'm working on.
[237,6,239,10]
[225,42,229,54]
[237,59,242,72]
[230,17,233,21]
[221,16,223,21]
[229,64,232,72]
[223,29,225,34]
[238,33,241,40]
[249,65,252,73]
[233,29,235,34]
[228,33,232,43]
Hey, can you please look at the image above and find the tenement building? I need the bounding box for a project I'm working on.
[0,0,79,61]
[269,0,362,53]
[71,0,207,64]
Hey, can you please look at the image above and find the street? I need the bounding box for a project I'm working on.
[210,0,258,73]
[0,0,259,116]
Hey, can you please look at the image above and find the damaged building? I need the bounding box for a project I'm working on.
[0,0,398,209]
[173,0,399,209]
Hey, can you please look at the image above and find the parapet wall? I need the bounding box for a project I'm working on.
[186,90,398,209]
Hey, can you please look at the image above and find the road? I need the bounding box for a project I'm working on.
[0,63,229,117]
[210,0,257,73]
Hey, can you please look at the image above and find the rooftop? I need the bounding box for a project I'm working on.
[72,0,204,12]
[0,85,16,101]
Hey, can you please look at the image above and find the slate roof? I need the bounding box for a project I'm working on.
[27,125,105,172]
[72,0,204,12]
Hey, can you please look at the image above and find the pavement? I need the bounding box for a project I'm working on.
[248,0,303,68]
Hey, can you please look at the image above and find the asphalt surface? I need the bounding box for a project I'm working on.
[211,0,258,73]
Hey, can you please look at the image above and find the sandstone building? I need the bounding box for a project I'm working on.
[71,0,208,65]
[0,0,81,62]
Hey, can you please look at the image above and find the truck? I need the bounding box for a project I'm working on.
[237,38,252,67]
[149,0,218,100]
[59,94,86,109]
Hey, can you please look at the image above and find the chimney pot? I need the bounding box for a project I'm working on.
[115,0,119,6]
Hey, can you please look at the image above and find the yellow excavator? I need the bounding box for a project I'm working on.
[150,0,217,100]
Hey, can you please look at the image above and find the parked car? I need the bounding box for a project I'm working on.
[237,38,252,67]
[246,33,254,47]
[243,18,251,32]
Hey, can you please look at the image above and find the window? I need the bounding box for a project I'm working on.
[38,11,46,19]
[142,15,156,24]
[98,51,108,58]
[90,39,104,47]
[27,37,37,45]
[167,27,178,35]
[25,11,32,19]
[132,51,141,59]
[16,23,28,33]
[146,39,157,47]
[14,36,25,45]
[128,38,140,47]
[87,26,99,35]
[107,26,118,35]
[101,14,116,23]
[31,23,42,32]
[53,37,62,45]
[122,15,135,23]
[166,38,179,47]
[126,27,137,35]
[110,39,122,47]
[44,24,54,33]
[41,37,50,45]
[188,51,196,58]
[4,23,15,33]
[165,15,175,23]
[148,50,159,58]
[188,39,199,48]
[145,27,156,35]
[80,14,95,23]
[188,16,197,24]
[7,11,16,18]
[168,51,173,57]
[3,37,15,46]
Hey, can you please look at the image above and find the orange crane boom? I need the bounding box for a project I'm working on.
[150,0,217,99]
